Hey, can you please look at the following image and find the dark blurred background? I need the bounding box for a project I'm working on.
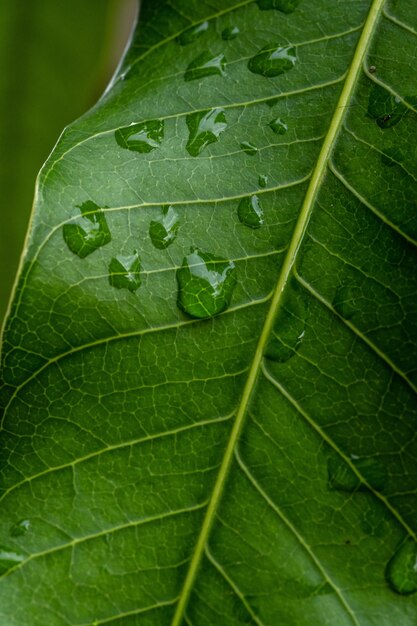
[0,0,137,326]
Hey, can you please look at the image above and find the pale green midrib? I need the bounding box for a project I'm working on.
[170,1,385,624]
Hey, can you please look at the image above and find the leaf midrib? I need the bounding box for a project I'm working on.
[170,1,386,624]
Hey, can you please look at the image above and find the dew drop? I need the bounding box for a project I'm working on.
[176,248,237,319]
[367,84,406,129]
[265,289,306,362]
[240,141,258,156]
[269,117,288,135]
[332,285,357,320]
[10,519,30,538]
[0,545,24,575]
[258,174,268,188]
[149,205,179,249]
[184,51,226,81]
[222,26,240,40]
[248,43,297,77]
[63,201,111,258]
[386,538,417,595]
[178,21,209,45]
[256,0,301,13]
[108,251,141,293]
[238,195,264,229]
[186,108,227,156]
[115,119,164,153]
[328,456,386,492]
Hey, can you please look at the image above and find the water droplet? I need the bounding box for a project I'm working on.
[269,117,288,135]
[248,43,297,77]
[328,456,386,492]
[265,288,306,362]
[381,146,404,167]
[184,51,226,81]
[256,0,301,13]
[149,205,179,249]
[369,65,376,74]
[238,195,264,229]
[186,108,227,156]
[222,26,240,40]
[10,519,30,538]
[178,21,209,45]
[258,174,268,188]
[108,251,141,293]
[63,201,111,258]
[367,84,407,129]
[115,119,164,153]
[240,141,258,156]
[386,538,417,595]
[176,248,237,319]
[332,285,357,320]
[0,546,24,575]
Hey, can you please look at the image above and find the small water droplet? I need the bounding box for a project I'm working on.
[115,119,164,153]
[258,174,268,188]
[386,538,417,595]
[367,84,406,129]
[381,146,404,167]
[332,285,357,320]
[369,65,376,74]
[240,141,258,156]
[186,108,227,156]
[265,288,306,362]
[328,456,386,492]
[178,21,209,45]
[63,201,111,258]
[10,519,30,538]
[176,248,237,319]
[269,117,288,135]
[108,251,141,293]
[222,26,240,40]
[149,205,179,249]
[184,51,226,81]
[256,0,301,13]
[238,195,264,229]
[0,545,24,575]
[248,43,297,77]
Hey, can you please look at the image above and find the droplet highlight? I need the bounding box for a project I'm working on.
[269,117,288,135]
[265,288,306,362]
[328,456,386,492]
[367,84,407,129]
[248,43,296,77]
[63,201,111,258]
[0,546,24,575]
[176,248,237,319]
[184,51,226,81]
[238,195,264,229]
[258,174,268,188]
[222,26,240,40]
[149,205,179,249]
[240,141,258,156]
[332,285,357,320]
[256,0,301,13]
[108,251,141,293]
[386,538,417,595]
[10,519,30,538]
[186,108,227,156]
[178,21,209,45]
[115,119,164,153]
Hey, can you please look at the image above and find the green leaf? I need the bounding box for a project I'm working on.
[1,0,417,624]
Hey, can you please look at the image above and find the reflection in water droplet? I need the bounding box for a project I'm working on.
[367,84,407,129]
[10,519,30,538]
[269,117,288,135]
[381,146,404,167]
[184,51,226,81]
[63,201,111,258]
[176,248,237,319]
[115,119,164,153]
[328,457,386,492]
[386,538,417,595]
[240,141,258,156]
[257,0,301,13]
[332,285,357,320]
[186,108,227,156]
[222,26,240,40]
[258,174,268,188]
[178,21,209,45]
[0,546,24,575]
[265,288,306,362]
[149,205,179,249]
[108,251,141,292]
[248,43,296,77]
[238,195,264,229]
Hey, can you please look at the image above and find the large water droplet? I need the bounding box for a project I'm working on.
[386,538,417,595]
[248,43,296,77]
[178,21,209,45]
[328,456,386,492]
[332,285,357,320]
[149,205,179,249]
[184,51,226,81]
[176,248,237,319]
[269,117,288,135]
[0,546,24,575]
[367,84,407,129]
[186,108,227,156]
[258,174,268,188]
[257,0,301,13]
[10,519,30,538]
[222,26,240,40]
[108,251,141,293]
[115,119,164,153]
[63,201,111,258]
[240,141,258,156]
[238,195,264,229]
[265,289,306,362]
